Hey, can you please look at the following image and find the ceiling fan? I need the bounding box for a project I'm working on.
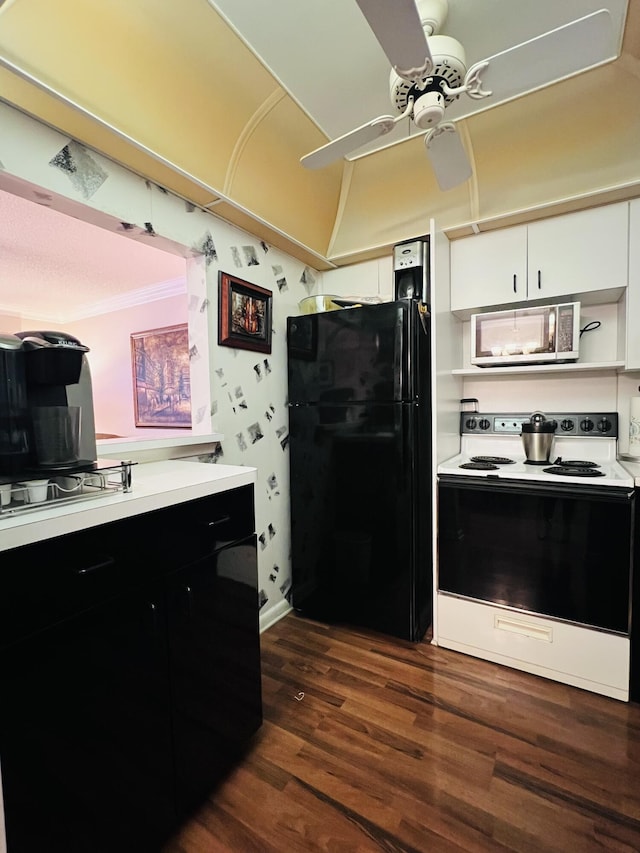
[300,0,615,191]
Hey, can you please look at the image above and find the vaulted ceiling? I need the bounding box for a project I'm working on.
[0,0,638,270]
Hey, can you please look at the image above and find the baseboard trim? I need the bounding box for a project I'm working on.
[260,599,292,633]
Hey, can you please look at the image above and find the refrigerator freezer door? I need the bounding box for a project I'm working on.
[287,301,425,404]
[288,400,431,641]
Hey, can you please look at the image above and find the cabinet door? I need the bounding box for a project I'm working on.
[626,199,640,369]
[450,225,527,312]
[527,203,628,299]
[0,584,175,853]
[167,534,262,816]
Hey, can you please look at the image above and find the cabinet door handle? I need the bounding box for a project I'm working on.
[147,601,160,636]
[513,274,517,293]
[207,515,231,529]
[181,585,193,617]
[537,269,541,289]
[75,556,116,575]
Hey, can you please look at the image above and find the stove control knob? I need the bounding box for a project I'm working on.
[580,418,594,432]
[465,417,477,430]
[560,418,574,432]
[479,418,491,431]
[597,417,612,433]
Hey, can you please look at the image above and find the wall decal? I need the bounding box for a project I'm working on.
[260,241,270,253]
[248,422,264,444]
[280,580,292,600]
[231,246,242,267]
[49,141,107,199]
[272,264,289,292]
[130,324,191,428]
[218,271,272,354]
[300,266,316,289]
[242,245,259,266]
[197,232,217,264]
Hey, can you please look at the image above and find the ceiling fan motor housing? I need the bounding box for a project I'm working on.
[390,34,467,126]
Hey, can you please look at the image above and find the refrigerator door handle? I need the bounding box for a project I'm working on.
[418,302,429,334]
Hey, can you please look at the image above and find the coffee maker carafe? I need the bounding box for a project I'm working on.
[15,330,97,470]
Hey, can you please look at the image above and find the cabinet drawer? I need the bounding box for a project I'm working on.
[437,594,629,701]
[162,485,255,566]
[0,521,149,647]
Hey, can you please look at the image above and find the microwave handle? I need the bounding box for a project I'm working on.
[513,274,517,294]
[537,269,541,290]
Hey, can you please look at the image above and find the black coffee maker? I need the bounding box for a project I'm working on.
[14,330,97,471]
[0,333,31,474]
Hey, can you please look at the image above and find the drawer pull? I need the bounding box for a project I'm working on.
[494,615,552,643]
[75,556,116,576]
[207,515,231,529]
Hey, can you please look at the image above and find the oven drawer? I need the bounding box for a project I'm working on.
[437,593,630,701]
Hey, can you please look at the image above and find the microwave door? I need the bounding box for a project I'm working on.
[471,309,557,366]
[470,303,579,367]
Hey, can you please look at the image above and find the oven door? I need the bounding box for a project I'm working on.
[438,475,634,634]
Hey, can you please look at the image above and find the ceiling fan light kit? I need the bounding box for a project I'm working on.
[300,0,617,191]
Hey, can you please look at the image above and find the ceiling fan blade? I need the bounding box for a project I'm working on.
[425,123,472,192]
[451,9,616,121]
[301,115,397,169]
[355,0,433,80]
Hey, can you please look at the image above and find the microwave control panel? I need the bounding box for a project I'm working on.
[460,412,618,438]
[557,304,576,352]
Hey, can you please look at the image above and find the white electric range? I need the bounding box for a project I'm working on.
[436,411,635,702]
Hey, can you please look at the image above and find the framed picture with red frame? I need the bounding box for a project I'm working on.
[218,271,272,354]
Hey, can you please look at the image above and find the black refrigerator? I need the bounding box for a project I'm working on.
[286,299,432,642]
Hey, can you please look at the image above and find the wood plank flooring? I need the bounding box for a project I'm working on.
[164,613,640,852]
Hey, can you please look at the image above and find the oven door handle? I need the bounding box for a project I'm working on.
[438,474,635,503]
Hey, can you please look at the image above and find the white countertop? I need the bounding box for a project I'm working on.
[0,459,256,553]
[620,457,640,487]
[96,432,223,461]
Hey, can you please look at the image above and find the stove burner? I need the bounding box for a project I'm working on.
[470,456,515,465]
[543,466,606,477]
[459,461,499,470]
[553,459,600,469]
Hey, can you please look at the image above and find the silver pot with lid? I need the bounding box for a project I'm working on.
[521,411,558,464]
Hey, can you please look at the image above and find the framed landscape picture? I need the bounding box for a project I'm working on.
[218,271,272,353]
[131,324,192,428]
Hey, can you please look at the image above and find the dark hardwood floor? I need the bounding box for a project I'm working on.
[165,613,640,852]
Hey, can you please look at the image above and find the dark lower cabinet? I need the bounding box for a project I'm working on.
[631,486,640,702]
[1,583,174,853]
[0,484,261,852]
[168,537,262,817]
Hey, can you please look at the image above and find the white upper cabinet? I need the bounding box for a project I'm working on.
[451,203,629,315]
[623,198,640,371]
[450,226,527,312]
[526,204,628,301]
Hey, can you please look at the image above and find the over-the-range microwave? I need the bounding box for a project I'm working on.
[470,302,580,367]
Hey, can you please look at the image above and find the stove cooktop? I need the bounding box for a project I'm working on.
[438,411,635,489]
